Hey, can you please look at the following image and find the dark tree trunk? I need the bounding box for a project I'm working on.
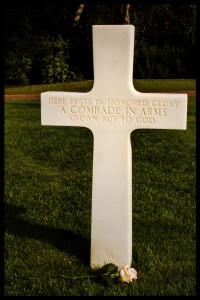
[73,4,84,26]
[114,4,131,24]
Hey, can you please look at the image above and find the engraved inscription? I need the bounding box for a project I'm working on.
[48,97,180,124]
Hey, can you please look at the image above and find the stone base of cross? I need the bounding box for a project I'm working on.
[41,25,187,269]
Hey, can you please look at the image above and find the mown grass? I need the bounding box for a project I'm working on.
[4,79,196,94]
[4,80,196,296]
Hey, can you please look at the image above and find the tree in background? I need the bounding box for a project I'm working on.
[32,34,76,84]
[132,4,196,78]
[114,4,131,24]
[4,3,33,84]
[4,3,196,85]
[72,4,85,27]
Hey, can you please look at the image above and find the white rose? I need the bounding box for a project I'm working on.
[119,265,137,283]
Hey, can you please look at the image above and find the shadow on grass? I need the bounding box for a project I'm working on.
[4,203,90,266]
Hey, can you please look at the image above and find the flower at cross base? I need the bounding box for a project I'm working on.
[119,265,138,283]
[60,263,138,285]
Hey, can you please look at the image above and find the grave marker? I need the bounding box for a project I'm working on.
[41,25,187,269]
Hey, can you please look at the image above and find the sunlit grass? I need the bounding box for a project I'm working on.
[4,79,195,94]
[4,81,196,296]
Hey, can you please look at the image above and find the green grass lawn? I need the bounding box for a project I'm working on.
[4,78,196,94]
[4,80,196,296]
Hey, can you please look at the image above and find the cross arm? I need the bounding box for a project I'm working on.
[41,90,187,133]
[41,91,96,131]
[129,91,188,131]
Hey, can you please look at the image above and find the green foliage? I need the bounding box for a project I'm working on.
[5,53,32,85]
[135,43,188,79]
[133,4,196,79]
[34,35,76,84]
[4,4,196,84]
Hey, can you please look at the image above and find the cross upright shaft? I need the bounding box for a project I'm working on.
[92,25,135,95]
[41,25,187,269]
[90,25,135,268]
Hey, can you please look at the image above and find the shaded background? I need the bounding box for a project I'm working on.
[4,3,196,85]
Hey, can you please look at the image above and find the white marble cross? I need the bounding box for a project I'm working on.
[41,25,187,269]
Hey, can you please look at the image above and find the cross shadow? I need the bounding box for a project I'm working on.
[4,203,90,266]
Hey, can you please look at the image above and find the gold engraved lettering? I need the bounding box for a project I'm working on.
[125,107,135,115]
[49,97,66,104]
[172,100,179,107]
[138,100,148,106]
[70,115,98,122]
[96,99,104,105]
[136,116,155,123]
[60,106,66,113]
[152,100,179,107]
[140,107,167,117]
[140,108,147,116]
[70,105,120,115]
[102,116,117,122]
[70,98,92,105]
[121,116,132,123]
[107,99,148,106]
